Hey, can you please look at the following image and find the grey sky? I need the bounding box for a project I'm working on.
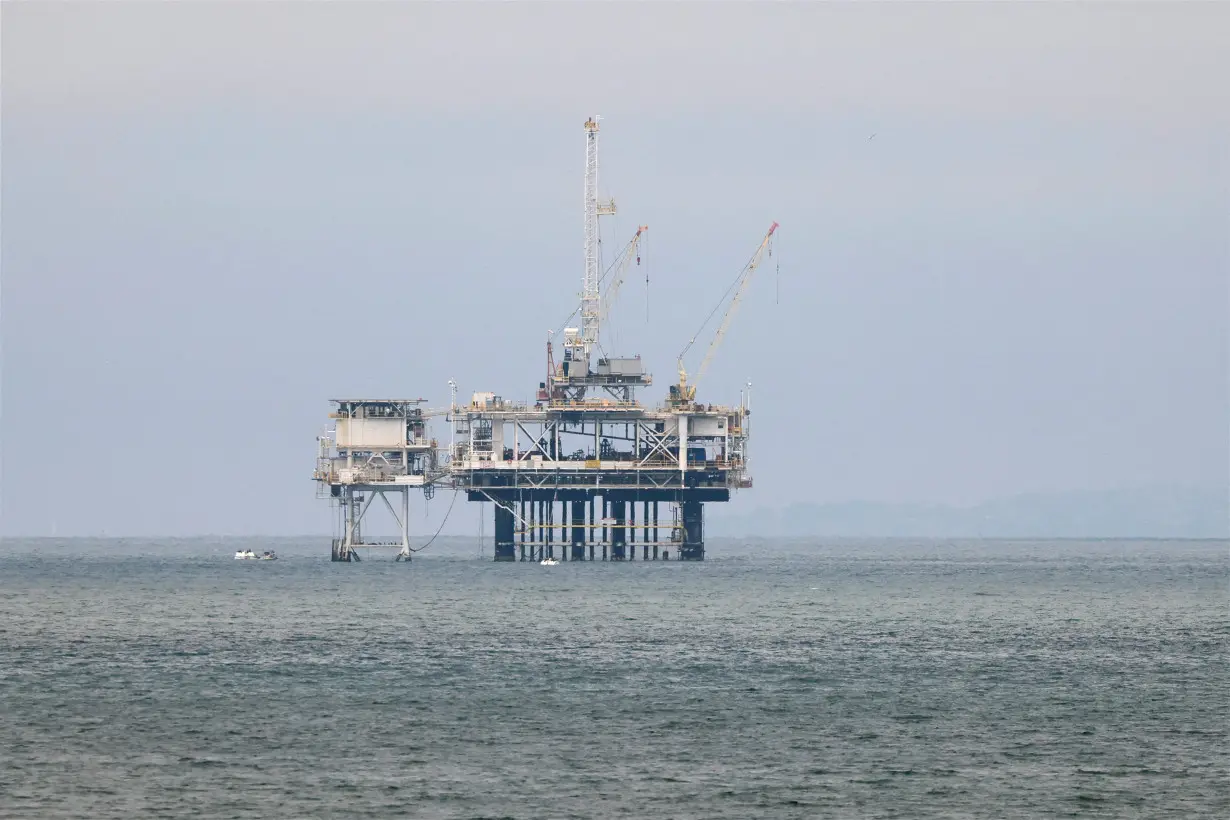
[2,2,1227,536]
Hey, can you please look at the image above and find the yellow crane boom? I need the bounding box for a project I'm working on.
[674,221,778,404]
[598,225,648,327]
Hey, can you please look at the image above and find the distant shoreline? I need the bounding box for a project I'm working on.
[708,486,1230,540]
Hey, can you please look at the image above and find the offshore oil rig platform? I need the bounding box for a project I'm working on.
[313,117,776,562]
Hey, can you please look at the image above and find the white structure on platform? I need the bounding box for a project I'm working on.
[314,399,441,561]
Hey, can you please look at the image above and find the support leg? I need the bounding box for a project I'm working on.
[681,499,704,561]
[395,489,412,562]
[403,489,410,551]
[494,500,516,562]
[333,489,356,561]
[571,500,586,562]
[588,496,595,561]
[589,497,596,560]
[629,501,635,559]
[611,500,626,561]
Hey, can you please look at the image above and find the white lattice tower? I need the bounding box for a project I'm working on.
[581,116,601,357]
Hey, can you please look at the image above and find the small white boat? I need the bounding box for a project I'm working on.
[540,558,559,566]
[234,549,257,560]
[259,551,278,561]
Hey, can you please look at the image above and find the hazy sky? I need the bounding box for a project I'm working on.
[3,2,1227,536]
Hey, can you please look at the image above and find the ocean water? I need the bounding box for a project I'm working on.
[1,536,1226,819]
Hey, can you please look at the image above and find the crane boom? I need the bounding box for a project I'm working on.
[598,225,648,328]
[673,221,778,405]
[695,222,777,383]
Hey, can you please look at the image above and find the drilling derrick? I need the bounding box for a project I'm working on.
[565,117,618,388]
[579,116,602,364]
[313,116,770,563]
[555,117,649,405]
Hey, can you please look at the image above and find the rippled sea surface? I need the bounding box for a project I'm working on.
[1,537,1226,818]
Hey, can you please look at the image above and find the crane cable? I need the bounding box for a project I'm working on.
[680,229,778,369]
[406,487,460,553]
[552,230,646,340]
[679,241,762,364]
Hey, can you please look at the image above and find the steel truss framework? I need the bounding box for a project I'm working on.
[313,396,750,562]
[329,484,416,563]
[556,382,634,405]
[470,488,707,563]
[446,401,747,561]
[316,399,443,562]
